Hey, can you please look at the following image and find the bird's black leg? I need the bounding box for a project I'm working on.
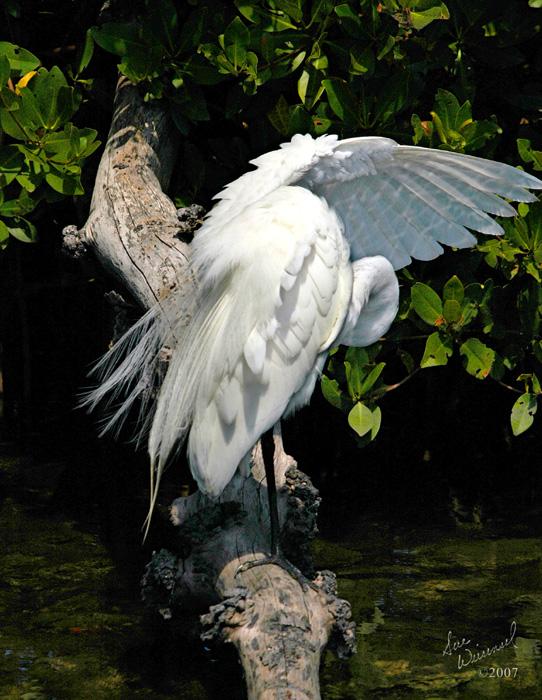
[261,428,280,557]
[235,426,319,592]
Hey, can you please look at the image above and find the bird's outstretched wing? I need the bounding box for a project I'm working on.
[210,134,541,272]
[301,137,542,269]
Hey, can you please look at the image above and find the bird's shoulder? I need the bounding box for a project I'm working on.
[192,184,346,289]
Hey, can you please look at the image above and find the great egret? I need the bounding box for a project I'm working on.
[84,133,542,541]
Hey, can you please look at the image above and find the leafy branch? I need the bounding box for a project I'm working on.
[0,41,100,247]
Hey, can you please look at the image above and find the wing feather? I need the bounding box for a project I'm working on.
[386,167,503,235]
[393,161,518,217]
[289,135,542,270]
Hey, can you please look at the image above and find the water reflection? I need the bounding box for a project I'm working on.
[1,451,541,699]
[317,522,542,699]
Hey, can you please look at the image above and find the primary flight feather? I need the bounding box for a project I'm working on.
[83,133,542,527]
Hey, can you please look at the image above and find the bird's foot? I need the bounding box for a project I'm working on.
[235,555,320,593]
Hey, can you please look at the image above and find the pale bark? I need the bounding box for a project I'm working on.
[72,77,356,699]
[75,76,193,309]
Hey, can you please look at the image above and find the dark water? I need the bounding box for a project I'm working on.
[1,446,541,699]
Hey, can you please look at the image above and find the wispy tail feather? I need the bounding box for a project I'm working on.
[80,282,198,537]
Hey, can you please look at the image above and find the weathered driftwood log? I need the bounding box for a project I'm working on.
[72,76,356,698]
[71,75,193,309]
[142,427,355,700]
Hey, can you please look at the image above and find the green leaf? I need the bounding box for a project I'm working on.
[511,393,537,436]
[348,401,374,437]
[4,215,37,242]
[179,55,224,86]
[145,0,178,53]
[0,219,9,247]
[42,130,72,161]
[420,331,453,367]
[119,50,163,84]
[411,282,443,325]
[0,104,35,140]
[176,5,207,52]
[0,84,21,111]
[0,42,40,77]
[268,94,291,136]
[345,346,370,366]
[443,299,461,323]
[310,0,336,24]
[344,360,360,400]
[1,198,25,216]
[91,24,163,82]
[245,51,259,82]
[443,275,464,304]
[518,281,542,335]
[56,84,79,125]
[0,145,24,185]
[234,1,261,23]
[0,188,35,217]
[349,46,374,77]
[370,405,382,440]
[398,348,415,373]
[459,285,483,326]
[461,118,501,151]
[18,85,47,130]
[173,82,210,121]
[26,66,73,131]
[223,16,250,70]
[322,77,360,126]
[377,34,396,61]
[273,0,303,23]
[298,63,324,109]
[410,2,450,30]
[411,113,432,144]
[71,127,101,158]
[503,215,530,251]
[345,347,377,400]
[518,138,542,171]
[459,338,495,379]
[75,29,95,76]
[334,3,362,36]
[44,167,84,195]
[434,89,461,132]
[289,105,312,134]
[360,362,385,396]
[501,343,523,371]
[16,168,44,192]
[0,54,10,86]
[321,375,351,412]
[374,71,411,124]
[90,24,146,57]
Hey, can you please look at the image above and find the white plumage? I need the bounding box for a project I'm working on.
[84,133,542,528]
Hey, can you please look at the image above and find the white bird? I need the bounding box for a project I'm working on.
[84,133,542,536]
